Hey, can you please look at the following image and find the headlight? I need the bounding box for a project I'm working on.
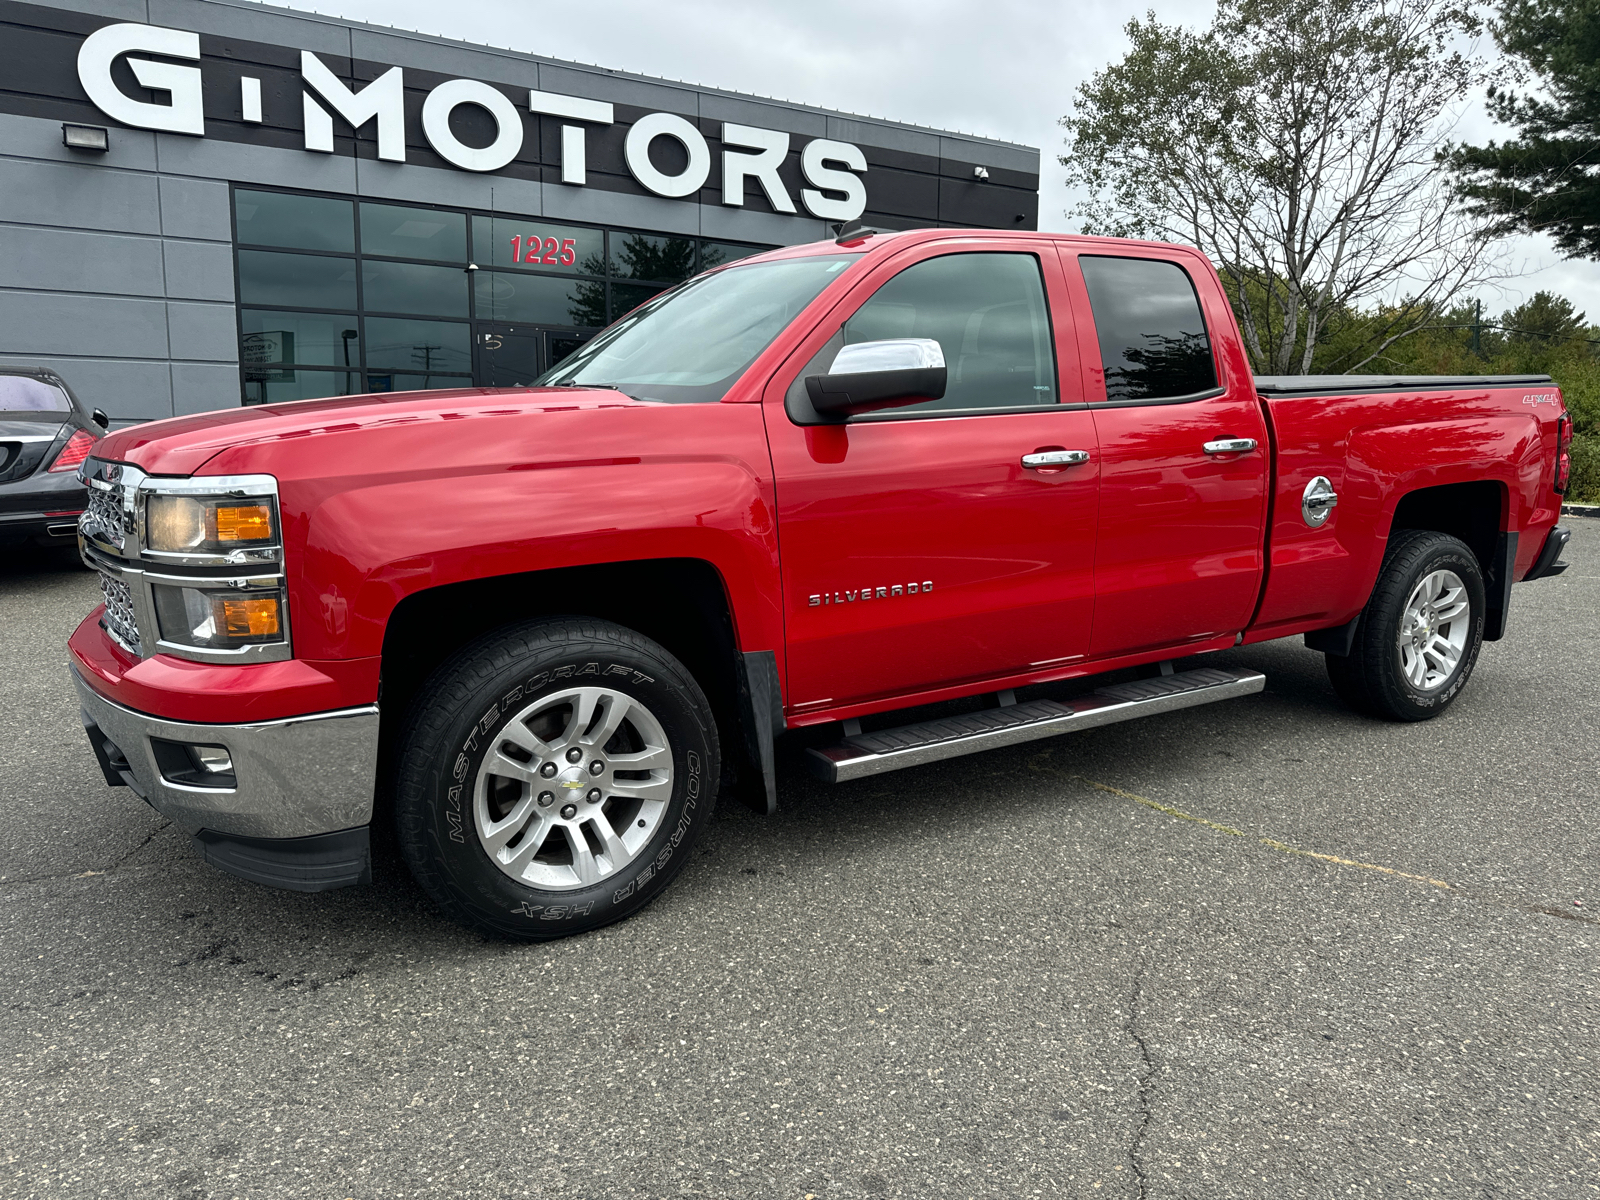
[145,494,278,555]
[152,582,286,650]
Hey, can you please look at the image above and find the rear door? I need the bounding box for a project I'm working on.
[766,241,1102,715]
[1063,250,1270,658]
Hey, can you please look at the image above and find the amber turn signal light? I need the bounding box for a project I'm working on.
[212,504,274,543]
[219,597,281,638]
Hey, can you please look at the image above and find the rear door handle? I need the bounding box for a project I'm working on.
[1202,438,1258,455]
[1021,450,1090,469]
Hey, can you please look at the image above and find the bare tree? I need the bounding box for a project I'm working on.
[1061,0,1500,374]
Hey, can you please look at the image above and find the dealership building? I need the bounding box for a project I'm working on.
[0,0,1041,424]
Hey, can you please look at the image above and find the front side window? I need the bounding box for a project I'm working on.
[538,255,856,404]
[808,252,1058,416]
[1079,256,1217,402]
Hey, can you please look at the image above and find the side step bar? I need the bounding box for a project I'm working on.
[806,667,1266,783]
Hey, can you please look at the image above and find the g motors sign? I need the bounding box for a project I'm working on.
[75,21,870,222]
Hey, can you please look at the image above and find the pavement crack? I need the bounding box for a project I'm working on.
[109,819,172,870]
[0,819,171,887]
[1125,963,1154,1200]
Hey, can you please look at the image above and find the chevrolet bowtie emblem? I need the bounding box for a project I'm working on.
[809,580,933,606]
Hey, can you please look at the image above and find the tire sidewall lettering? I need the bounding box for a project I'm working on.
[437,658,704,924]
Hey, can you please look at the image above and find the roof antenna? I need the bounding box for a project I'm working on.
[833,222,896,246]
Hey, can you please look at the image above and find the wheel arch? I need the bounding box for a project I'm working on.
[374,557,769,826]
[1387,479,1514,640]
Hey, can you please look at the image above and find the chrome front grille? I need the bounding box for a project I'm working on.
[98,571,140,652]
[82,481,126,550]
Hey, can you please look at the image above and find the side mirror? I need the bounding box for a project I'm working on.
[91,408,109,429]
[804,339,946,417]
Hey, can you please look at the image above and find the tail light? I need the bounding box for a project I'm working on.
[48,429,97,473]
[1555,413,1573,495]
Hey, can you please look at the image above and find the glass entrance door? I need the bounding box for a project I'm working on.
[475,325,594,388]
[476,324,544,387]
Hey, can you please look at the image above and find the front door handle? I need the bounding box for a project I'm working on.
[1203,438,1258,455]
[1021,450,1090,469]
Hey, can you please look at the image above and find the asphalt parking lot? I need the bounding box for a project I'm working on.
[2,523,1597,1200]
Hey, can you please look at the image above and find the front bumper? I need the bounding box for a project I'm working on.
[71,663,380,841]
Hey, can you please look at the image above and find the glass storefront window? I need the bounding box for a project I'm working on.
[235,190,354,253]
[362,260,469,318]
[238,250,358,310]
[239,310,360,369]
[360,203,468,262]
[610,232,696,284]
[611,282,667,318]
[232,187,777,403]
[471,215,605,274]
[474,272,603,327]
[700,241,764,269]
[366,373,475,393]
[240,369,361,405]
[363,317,473,374]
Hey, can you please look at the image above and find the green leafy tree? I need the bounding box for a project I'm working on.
[1061,0,1497,375]
[1447,0,1600,259]
[1346,288,1600,500]
[1500,290,1588,344]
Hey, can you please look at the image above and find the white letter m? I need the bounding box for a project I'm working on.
[301,52,404,163]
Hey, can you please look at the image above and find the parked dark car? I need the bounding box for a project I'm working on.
[0,368,106,551]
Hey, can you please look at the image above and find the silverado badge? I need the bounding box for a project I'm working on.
[809,581,933,606]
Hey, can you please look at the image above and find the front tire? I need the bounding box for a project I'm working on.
[1325,530,1486,721]
[394,618,719,940]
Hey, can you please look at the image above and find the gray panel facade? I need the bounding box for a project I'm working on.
[0,0,1040,423]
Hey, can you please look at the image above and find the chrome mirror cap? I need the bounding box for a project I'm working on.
[830,338,945,375]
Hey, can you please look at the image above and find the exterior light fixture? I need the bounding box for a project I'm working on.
[973,166,990,180]
[62,123,110,151]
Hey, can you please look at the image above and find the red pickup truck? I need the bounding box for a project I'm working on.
[69,228,1574,940]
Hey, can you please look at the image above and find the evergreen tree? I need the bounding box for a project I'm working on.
[1449,1,1600,259]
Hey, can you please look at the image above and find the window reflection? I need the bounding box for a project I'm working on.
[239,310,359,369]
[366,372,474,393]
[363,260,469,318]
[474,272,599,326]
[1078,256,1217,402]
[235,190,353,253]
[700,241,763,269]
[240,369,360,405]
[610,233,697,284]
[237,250,358,310]
[360,203,467,262]
[364,317,473,374]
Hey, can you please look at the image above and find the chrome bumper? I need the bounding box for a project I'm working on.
[71,665,379,839]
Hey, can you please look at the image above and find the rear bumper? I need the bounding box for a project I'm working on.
[0,471,88,544]
[71,662,379,841]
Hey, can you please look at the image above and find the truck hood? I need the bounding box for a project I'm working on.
[95,386,639,476]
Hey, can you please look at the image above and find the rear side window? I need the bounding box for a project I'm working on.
[839,252,1057,413]
[0,376,69,411]
[1079,256,1217,402]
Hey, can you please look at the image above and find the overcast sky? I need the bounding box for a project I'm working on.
[272,0,1599,321]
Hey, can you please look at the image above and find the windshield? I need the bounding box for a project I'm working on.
[536,254,857,403]
[0,375,69,412]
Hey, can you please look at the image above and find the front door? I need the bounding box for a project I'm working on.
[476,323,544,387]
[768,244,1102,715]
[476,325,594,387]
[1066,250,1270,658]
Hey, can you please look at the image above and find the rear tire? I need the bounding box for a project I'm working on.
[1325,531,1485,721]
[394,617,719,940]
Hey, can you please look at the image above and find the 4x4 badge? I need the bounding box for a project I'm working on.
[809,581,933,606]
